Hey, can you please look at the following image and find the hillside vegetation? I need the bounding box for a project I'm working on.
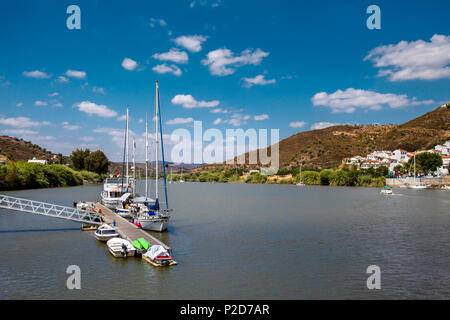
[197,104,449,172]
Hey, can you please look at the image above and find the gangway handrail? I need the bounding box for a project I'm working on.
[0,195,102,225]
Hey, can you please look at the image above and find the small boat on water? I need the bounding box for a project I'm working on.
[407,184,429,189]
[444,185,450,190]
[94,224,119,241]
[106,238,136,258]
[142,245,176,266]
[380,186,393,195]
[407,154,429,189]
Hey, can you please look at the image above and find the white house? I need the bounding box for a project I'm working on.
[28,157,47,165]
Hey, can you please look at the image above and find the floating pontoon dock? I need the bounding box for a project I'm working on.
[93,202,171,252]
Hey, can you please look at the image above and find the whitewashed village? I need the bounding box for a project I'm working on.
[345,140,450,175]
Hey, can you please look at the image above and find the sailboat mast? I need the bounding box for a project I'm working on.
[133,138,136,182]
[126,106,129,191]
[155,81,159,200]
[145,117,149,197]
[414,153,416,183]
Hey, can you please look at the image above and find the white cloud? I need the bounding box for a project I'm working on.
[202,48,269,76]
[311,88,434,113]
[56,76,69,83]
[122,58,138,71]
[364,34,450,81]
[149,18,167,28]
[92,87,106,94]
[171,94,219,108]
[152,48,188,64]
[173,35,207,52]
[0,129,39,136]
[48,92,59,97]
[0,116,49,128]
[222,113,251,127]
[242,75,276,88]
[53,102,63,107]
[23,70,51,79]
[34,100,48,106]
[65,70,86,79]
[254,114,269,121]
[166,117,194,125]
[117,115,127,121]
[16,102,23,107]
[213,118,223,125]
[61,121,80,130]
[80,136,94,142]
[190,0,221,8]
[289,121,307,128]
[76,101,118,118]
[210,108,229,114]
[152,63,182,76]
[310,122,340,130]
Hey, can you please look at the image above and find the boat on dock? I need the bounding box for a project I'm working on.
[134,80,172,232]
[101,106,135,209]
[142,245,177,266]
[94,224,119,241]
[107,238,136,258]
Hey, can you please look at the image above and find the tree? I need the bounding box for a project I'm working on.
[375,166,389,177]
[70,149,91,170]
[407,152,443,174]
[84,150,109,174]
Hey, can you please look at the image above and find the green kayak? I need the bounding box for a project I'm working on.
[138,238,150,250]
[132,240,143,250]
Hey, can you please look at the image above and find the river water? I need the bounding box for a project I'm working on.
[0,182,449,299]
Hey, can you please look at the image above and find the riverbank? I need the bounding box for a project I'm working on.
[167,168,387,187]
[0,161,104,191]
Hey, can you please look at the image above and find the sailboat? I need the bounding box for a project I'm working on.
[134,80,172,232]
[296,166,305,186]
[101,106,135,208]
[179,166,185,183]
[407,153,428,189]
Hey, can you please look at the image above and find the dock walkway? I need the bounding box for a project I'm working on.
[94,202,171,252]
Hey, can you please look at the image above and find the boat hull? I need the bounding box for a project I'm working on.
[94,233,119,242]
[136,217,169,232]
[108,247,136,258]
[142,253,177,266]
[407,185,428,189]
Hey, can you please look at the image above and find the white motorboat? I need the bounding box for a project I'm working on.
[94,224,119,242]
[380,186,393,194]
[101,178,134,209]
[407,185,428,189]
[444,185,450,190]
[106,238,136,258]
[75,201,90,210]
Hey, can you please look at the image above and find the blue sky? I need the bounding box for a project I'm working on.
[0,0,449,162]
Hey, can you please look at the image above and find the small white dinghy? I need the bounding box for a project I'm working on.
[94,224,119,242]
[106,238,136,258]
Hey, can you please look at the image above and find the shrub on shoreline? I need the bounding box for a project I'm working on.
[0,162,85,191]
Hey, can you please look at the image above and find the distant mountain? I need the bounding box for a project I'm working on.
[198,103,450,171]
[0,136,62,162]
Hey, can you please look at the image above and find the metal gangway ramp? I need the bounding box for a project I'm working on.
[0,195,102,225]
